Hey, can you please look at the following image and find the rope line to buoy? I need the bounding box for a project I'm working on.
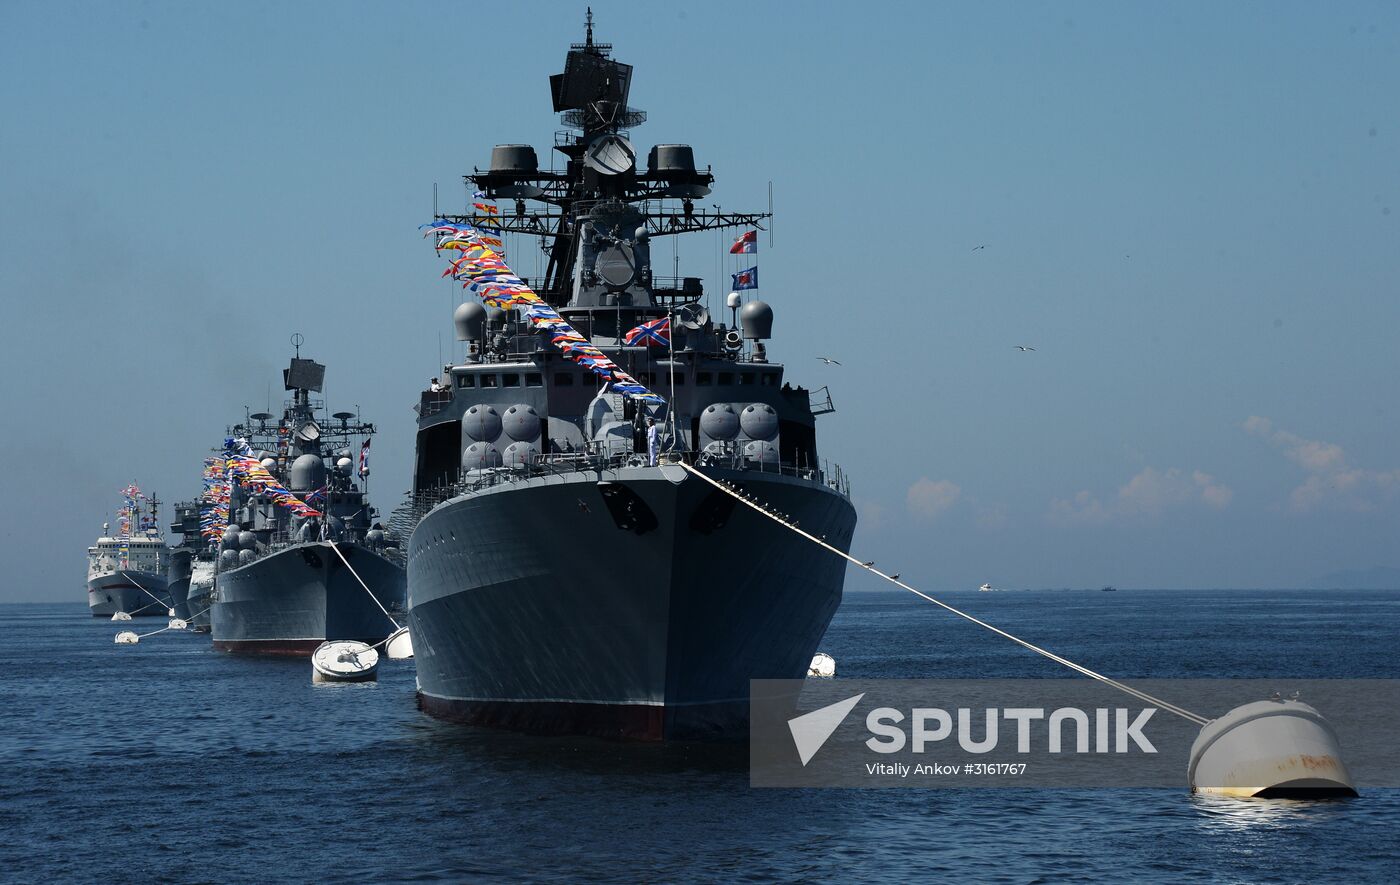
[326,542,401,631]
[680,463,1210,726]
[121,571,171,615]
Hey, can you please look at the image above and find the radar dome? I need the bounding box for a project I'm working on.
[740,300,773,339]
[259,457,278,473]
[238,531,257,550]
[288,453,325,492]
[237,549,257,566]
[489,144,538,174]
[219,549,239,570]
[454,301,487,341]
[221,527,240,551]
[336,457,353,475]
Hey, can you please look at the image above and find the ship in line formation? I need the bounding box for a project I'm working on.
[90,349,407,653]
[89,17,856,740]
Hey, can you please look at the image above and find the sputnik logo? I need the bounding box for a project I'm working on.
[787,693,865,766]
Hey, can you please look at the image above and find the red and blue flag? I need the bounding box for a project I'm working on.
[731,266,759,291]
[624,316,671,348]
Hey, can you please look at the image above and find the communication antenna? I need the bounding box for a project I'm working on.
[291,332,304,357]
[768,181,774,248]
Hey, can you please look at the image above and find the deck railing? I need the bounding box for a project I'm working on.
[396,448,851,535]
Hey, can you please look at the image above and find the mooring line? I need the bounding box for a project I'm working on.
[679,463,1210,726]
[121,571,171,616]
[326,542,401,631]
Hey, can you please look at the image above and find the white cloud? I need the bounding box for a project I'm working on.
[1049,466,1232,526]
[1244,416,1400,513]
[906,478,961,520]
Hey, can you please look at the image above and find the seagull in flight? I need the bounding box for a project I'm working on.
[972,244,988,251]
[816,356,842,366]
[1014,345,1036,352]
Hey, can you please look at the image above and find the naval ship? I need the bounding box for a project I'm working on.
[167,499,218,626]
[209,349,406,654]
[87,486,171,617]
[407,18,857,739]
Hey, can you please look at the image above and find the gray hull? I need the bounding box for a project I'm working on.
[186,577,214,632]
[87,571,170,617]
[211,541,405,655]
[408,465,857,740]
[167,549,193,620]
[166,576,191,621]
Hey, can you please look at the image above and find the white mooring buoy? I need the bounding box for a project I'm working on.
[311,640,380,683]
[384,626,414,660]
[114,631,139,645]
[807,652,836,678]
[1188,697,1356,798]
[110,611,132,622]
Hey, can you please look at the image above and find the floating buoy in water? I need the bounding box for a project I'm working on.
[1188,697,1356,798]
[111,612,132,622]
[808,652,836,678]
[384,626,414,660]
[311,640,379,683]
[168,618,188,630]
[114,631,139,645]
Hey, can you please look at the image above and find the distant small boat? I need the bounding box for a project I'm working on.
[1101,586,1118,592]
[979,583,994,592]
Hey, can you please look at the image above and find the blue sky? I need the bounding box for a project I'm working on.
[2,1,1397,601]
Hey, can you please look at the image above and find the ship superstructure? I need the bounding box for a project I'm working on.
[209,348,406,654]
[406,18,856,739]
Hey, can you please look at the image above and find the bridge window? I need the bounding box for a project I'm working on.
[761,373,777,386]
[456,375,475,388]
[697,372,712,385]
[481,374,498,388]
[740,373,755,385]
[718,372,734,385]
[502,374,520,387]
[526,373,543,387]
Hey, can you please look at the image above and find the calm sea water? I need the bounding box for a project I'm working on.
[2,589,1398,883]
